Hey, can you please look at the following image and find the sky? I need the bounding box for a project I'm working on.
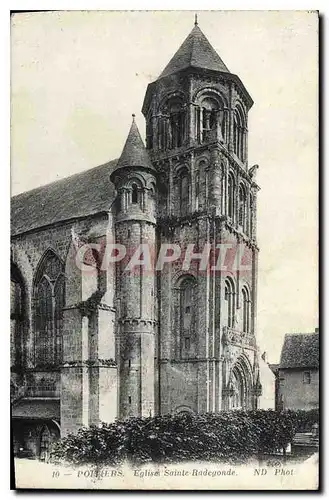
[10,10,318,362]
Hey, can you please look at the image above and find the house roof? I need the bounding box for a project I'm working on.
[110,117,155,176]
[159,24,230,79]
[280,333,319,369]
[269,363,280,375]
[11,159,118,237]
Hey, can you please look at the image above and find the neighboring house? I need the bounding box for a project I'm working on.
[276,330,319,410]
[11,18,263,459]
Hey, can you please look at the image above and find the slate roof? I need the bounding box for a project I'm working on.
[159,24,230,79]
[111,118,155,175]
[280,333,319,369]
[11,159,118,237]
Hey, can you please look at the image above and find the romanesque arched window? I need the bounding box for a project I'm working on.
[33,250,65,367]
[249,193,253,237]
[228,172,235,221]
[205,169,209,208]
[179,276,196,359]
[233,105,246,161]
[242,286,251,333]
[195,94,224,144]
[225,277,236,328]
[180,169,190,217]
[159,96,185,150]
[238,184,247,232]
[131,183,138,204]
[195,171,200,211]
[11,264,25,368]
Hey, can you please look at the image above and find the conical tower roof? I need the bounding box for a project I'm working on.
[111,116,155,175]
[159,23,230,79]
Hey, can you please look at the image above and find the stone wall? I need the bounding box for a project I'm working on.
[11,212,118,436]
[279,368,319,410]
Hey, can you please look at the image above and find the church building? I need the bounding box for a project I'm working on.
[11,19,262,459]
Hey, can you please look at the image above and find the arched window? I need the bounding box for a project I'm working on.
[179,276,196,359]
[160,97,185,150]
[249,194,253,237]
[228,172,235,221]
[196,95,223,143]
[11,264,24,368]
[205,169,209,208]
[238,184,247,232]
[131,183,138,204]
[180,170,190,217]
[148,182,156,215]
[224,278,236,328]
[195,172,199,211]
[34,251,65,367]
[233,106,246,161]
[242,286,251,333]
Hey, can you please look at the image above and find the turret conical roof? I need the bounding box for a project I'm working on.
[159,24,230,79]
[112,116,155,174]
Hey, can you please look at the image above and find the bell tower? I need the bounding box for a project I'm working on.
[142,19,261,414]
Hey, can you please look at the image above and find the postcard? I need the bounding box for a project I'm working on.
[10,10,319,490]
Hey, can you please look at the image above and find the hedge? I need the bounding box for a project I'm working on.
[50,409,318,467]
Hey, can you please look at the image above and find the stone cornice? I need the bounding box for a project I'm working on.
[61,358,117,368]
[160,357,221,364]
[119,318,157,326]
[63,294,116,317]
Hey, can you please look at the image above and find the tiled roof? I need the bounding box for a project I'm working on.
[280,333,319,369]
[111,118,155,175]
[11,160,118,236]
[159,24,230,79]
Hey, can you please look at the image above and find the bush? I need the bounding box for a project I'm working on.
[51,409,317,467]
[290,408,319,432]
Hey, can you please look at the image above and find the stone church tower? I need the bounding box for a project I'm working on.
[11,19,262,457]
[141,20,261,414]
[110,117,157,418]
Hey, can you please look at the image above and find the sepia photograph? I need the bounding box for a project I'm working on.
[10,9,319,490]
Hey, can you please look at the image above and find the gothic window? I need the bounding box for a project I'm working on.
[242,286,251,333]
[179,169,190,217]
[179,276,196,359]
[11,265,24,368]
[238,184,247,232]
[34,251,65,367]
[228,172,235,221]
[225,277,235,328]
